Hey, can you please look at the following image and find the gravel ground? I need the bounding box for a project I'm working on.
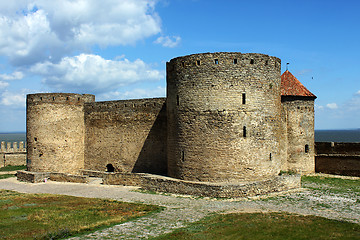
[0,174,359,239]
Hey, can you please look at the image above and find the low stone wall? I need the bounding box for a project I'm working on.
[17,170,50,183]
[17,170,89,183]
[103,173,301,198]
[315,142,360,177]
[1,141,27,167]
[49,172,89,183]
[80,169,109,178]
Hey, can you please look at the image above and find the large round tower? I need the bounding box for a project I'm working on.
[26,93,95,174]
[166,52,282,182]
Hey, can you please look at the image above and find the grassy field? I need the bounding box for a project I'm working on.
[153,175,360,240]
[301,175,360,194]
[1,171,359,239]
[0,190,161,239]
[153,212,360,240]
[0,165,26,179]
[0,165,26,172]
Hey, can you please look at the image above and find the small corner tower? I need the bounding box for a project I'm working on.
[26,93,95,174]
[280,70,317,173]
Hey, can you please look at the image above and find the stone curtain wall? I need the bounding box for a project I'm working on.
[84,98,167,175]
[281,97,315,173]
[167,52,282,182]
[0,141,26,167]
[26,93,95,174]
[315,142,360,176]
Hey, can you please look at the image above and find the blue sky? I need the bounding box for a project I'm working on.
[0,0,359,132]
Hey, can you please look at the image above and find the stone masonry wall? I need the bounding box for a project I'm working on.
[0,141,26,167]
[26,93,95,174]
[167,52,282,182]
[281,97,315,174]
[315,142,360,176]
[84,98,167,175]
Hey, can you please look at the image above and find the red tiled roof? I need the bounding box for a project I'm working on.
[281,70,316,98]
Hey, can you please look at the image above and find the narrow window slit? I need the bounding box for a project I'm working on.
[305,144,309,153]
[243,126,247,138]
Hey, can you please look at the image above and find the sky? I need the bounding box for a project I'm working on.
[0,0,359,132]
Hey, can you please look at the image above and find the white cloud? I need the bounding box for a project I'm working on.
[154,35,181,48]
[315,104,324,110]
[30,54,164,94]
[0,71,24,81]
[0,0,161,66]
[326,103,338,109]
[0,81,9,90]
[356,90,360,96]
[0,90,27,108]
[98,86,166,100]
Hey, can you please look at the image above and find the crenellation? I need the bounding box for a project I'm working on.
[1,141,5,152]
[7,142,12,152]
[27,93,95,105]
[0,141,26,153]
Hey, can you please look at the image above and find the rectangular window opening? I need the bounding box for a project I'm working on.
[243,126,247,138]
[214,59,219,64]
[197,60,201,66]
[176,95,179,106]
[242,93,246,104]
[233,59,238,64]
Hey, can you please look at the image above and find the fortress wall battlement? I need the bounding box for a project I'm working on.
[1,141,27,167]
[27,93,95,105]
[166,52,282,182]
[1,141,26,153]
[85,97,166,112]
[84,98,167,175]
[315,142,360,156]
[315,142,360,177]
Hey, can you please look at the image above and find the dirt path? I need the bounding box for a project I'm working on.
[1,176,359,239]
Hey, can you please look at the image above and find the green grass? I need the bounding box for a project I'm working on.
[153,212,360,240]
[0,174,15,179]
[0,165,26,172]
[0,190,161,239]
[301,176,360,194]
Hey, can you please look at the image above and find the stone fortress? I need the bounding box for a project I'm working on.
[19,52,317,197]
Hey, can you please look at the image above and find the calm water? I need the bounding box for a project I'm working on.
[315,129,360,142]
[0,133,26,147]
[1,130,360,144]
